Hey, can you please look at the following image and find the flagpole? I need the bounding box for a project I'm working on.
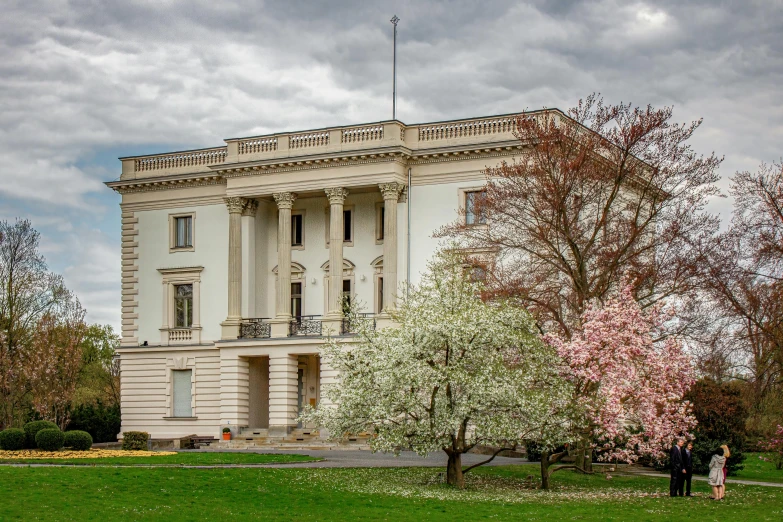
[390,15,399,120]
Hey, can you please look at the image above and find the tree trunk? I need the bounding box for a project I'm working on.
[446,452,465,488]
[540,450,551,490]
[583,447,593,472]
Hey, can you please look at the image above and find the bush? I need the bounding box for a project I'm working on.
[0,428,26,450]
[35,428,65,452]
[24,420,59,449]
[655,378,748,476]
[64,430,93,451]
[122,431,149,450]
[66,402,121,443]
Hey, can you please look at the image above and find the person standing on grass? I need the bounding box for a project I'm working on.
[719,444,730,499]
[670,438,687,497]
[683,441,694,496]
[708,447,726,500]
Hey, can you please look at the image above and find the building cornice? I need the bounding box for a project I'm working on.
[106,174,225,194]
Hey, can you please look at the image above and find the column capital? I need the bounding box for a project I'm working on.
[242,199,259,217]
[224,196,246,214]
[325,187,349,205]
[379,182,405,201]
[273,192,297,210]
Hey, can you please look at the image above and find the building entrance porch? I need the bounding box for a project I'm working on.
[221,350,324,439]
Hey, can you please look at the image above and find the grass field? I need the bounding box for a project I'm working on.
[0,451,317,466]
[0,464,781,521]
[734,453,783,484]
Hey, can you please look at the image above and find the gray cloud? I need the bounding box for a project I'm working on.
[0,0,781,329]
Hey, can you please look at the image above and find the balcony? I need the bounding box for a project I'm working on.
[239,318,272,339]
[289,316,323,337]
[341,314,377,335]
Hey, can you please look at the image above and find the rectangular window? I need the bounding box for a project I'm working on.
[465,190,487,225]
[175,216,193,247]
[291,214,304,247]
[341,279,353,315]
[376,204,385,241]
[291,282,303,319]
[325,207,354,245]
[174,284,193,328]
[172,370,193,417]
[343,210,352,242]
[376,276,384,314]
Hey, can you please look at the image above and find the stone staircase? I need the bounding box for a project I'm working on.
[215,428,371,450]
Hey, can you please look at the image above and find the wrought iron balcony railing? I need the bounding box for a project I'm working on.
[289,315,323,337]
[341,313,377,335]
[239,318,271,339]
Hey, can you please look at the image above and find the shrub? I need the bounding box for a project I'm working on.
[24,420,59,449]
[0,428,26,451]
[35,428,65,452]
[64,430,93,451]
[122,431,149,450]
[66,402,121,443]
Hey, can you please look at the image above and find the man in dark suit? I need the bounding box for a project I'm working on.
[682,441,694,496]
[670,438,686,497]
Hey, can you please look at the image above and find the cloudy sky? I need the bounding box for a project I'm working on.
[1,0,781,330]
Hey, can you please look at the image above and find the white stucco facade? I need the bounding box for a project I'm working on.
[107,112,545,440]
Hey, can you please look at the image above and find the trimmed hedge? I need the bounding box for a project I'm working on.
[66,402,121,443]
[24,420,59,449]
[122,431,149,451]
[35,428,65,452]
[0,428,26,450]
[64,430,93,451]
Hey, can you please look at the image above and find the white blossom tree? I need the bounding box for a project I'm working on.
[304,251,572,488]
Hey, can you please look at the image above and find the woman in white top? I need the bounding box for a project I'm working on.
[708,447,726,500]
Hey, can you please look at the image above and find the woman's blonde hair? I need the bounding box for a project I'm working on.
[720,444,731,458]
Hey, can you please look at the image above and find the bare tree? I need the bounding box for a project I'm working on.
[0,219,73,428]
[698,162,783,432]
[441,95,722,339]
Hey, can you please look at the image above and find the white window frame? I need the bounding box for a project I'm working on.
[291,210,305,251]
[169,212,196,252]
[458,186,488,227]
[158,266,203,345]
[372,256,384,314]
[321,259,356,313]
[375,201,385,244]
[272,262,307,317]
[165,356,197,419]
[325,205,355,247]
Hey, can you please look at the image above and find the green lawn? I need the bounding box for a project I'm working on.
[734,453,783,484]
[0,464,781,521]
[0,451,317,466]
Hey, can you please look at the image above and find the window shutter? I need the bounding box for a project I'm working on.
[173,370,193,417]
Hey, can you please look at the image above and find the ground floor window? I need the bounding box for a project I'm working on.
[172,369,192,417]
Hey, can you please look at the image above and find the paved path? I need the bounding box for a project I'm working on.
[3,449,782,489]
[617,469,783,488]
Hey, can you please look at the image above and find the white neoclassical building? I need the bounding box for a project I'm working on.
[107,112,546,442]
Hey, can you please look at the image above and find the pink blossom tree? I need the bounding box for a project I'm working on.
[543,285,697,487]
[759,425,783,470]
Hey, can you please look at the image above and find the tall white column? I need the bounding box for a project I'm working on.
[241,200,258,318]
[379,183,404,314]
[268,354,298,436]
[270,193,296,337]
[325,187,348,319]
[221,196,246,339]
